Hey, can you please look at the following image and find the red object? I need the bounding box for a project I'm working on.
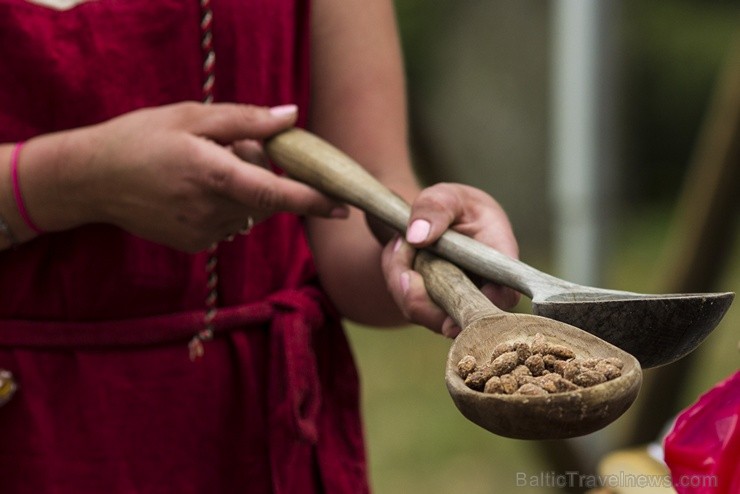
[664,371,740,494]
[0,1,369,493]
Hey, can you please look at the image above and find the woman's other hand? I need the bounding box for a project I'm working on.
[381,183,520,337]
[14,102,347,252]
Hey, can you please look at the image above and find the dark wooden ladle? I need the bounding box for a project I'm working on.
[414,249,641,439]
[265,128,735,368]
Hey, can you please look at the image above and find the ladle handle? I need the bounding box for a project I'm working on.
[413,250,502,328]
[265,128,567,298]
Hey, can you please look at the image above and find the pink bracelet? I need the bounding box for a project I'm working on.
[10,142,44,234]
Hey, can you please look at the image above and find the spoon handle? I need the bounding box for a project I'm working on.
[413,250,502,328]
[265,128,570,298]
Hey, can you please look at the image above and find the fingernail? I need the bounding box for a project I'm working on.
[400,272,410,294]
[393,236,403,252]
[269,104,298,118]
[442,323,461,339]
[406,219,431,243]
[330,206,349,219]
[449,324,462,338]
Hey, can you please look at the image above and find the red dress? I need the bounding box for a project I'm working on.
[0,1,369,493]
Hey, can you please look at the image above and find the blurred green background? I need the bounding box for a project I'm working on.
[345,1,740,493]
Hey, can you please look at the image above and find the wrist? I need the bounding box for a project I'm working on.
[0,128,99,245]
[0,144,32,246]
[27,129,103,232]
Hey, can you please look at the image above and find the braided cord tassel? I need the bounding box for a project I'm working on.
[189,0,217,361]
[200,0,215,104]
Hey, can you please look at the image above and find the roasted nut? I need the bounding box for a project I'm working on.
[500,374,519,394]
[514,342,532,364]
[575,358,599,369]
[572,370,607,387]
[594,361,622,380]
[516,375,536,387]
[484,376,504,394]
[511,364,532,377]
[541,343,576,360]
[531,332,547,355]
[457,355,478,379]
[464,365,495,390]
[515,383,548,396]
[524,354,545,376]
[543,354,567,375]
[490,351,519,376]
[603,357,625,370]
[490,342,515,361]
[562,360,581,381]
[553,376,580,392]
[461,334,624,395]
[534,374,559,393]
[511,365,534,386]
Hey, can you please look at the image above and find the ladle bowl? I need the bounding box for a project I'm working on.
[416,251,642,439]
[265,128,734,368]
[533,291,733,368]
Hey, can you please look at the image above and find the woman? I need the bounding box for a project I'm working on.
[0,0,519,492]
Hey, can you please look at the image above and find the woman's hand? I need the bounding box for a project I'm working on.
[381,183,520,337]
[19,102,347,252]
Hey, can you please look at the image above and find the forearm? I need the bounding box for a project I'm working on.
[306,214,397,326]
[307,0,419,325]
[307,189,418,327]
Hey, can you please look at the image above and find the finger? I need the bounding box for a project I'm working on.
[206,149,349,218]
[381,237,448,334]
[381,235,414,291]
[232,139,269,168]
[399,270,449,334]
[185,103,299,143]
[480,282,521,310]
[462,204,520,260]
[441,317,463,339]
[242,170,350,218]
[405,183,463,247]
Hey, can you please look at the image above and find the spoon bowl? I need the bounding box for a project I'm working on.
[446,315,641,439]
[415,251,642,439]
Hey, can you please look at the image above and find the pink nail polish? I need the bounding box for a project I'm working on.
[330,206,349,219]
[269,104,298,118]
[406,219,431,243]
[400,272,410,294]
[393,236,403,252]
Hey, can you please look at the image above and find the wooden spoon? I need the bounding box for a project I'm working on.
[415,250,642,439]
[265,128,734,368]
